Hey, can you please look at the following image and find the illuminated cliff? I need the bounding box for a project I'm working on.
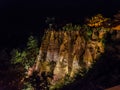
[29,25,109,89]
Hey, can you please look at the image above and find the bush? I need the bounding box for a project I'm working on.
[11,35,39,69]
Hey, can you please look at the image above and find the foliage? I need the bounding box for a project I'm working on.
[50,68,88,90]
[86,14,110,27]
[22,82,34,90]
[11,36,39,69]
[11,49,26,66]
[83,25,92,36]
[10,36,39,90]
[27,36,38,50]
[81,25,92,40]
[24,61,55,90]
[50,75,74,90]
[62,23,81,31]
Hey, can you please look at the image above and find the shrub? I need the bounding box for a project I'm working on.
[86,14,110,27]
[11,35,39,69]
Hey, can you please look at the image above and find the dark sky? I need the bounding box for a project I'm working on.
[0,0,120,49]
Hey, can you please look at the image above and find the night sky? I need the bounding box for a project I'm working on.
[0,0,120,49]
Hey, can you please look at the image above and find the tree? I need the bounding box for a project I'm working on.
[11,35,39,69]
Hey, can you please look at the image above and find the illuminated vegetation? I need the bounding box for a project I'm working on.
[62,23,81,31]
[10,36,39,89]
[11,36,39,68]
[3,12,119,90]
[86,14,110,27]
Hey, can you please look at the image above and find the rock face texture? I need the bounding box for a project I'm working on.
[60,30,120,90]
[32,28,107,88]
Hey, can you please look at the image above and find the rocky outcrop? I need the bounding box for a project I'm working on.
[28,27,109,89]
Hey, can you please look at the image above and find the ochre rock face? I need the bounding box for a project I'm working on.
[34,30,105,85]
